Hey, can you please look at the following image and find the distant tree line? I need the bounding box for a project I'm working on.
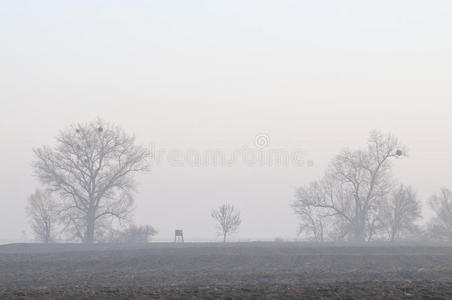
[26,120,451,244]
[292,130,452,242]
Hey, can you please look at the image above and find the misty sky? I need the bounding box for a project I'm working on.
[1,1,452,241]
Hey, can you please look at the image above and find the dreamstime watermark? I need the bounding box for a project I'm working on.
[255,133,271,149]
[148,134,314,169]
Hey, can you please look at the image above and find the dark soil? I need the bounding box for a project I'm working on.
[1,242,452,299]
[1,282,452,299]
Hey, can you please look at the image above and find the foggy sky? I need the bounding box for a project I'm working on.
[1,0,452,242]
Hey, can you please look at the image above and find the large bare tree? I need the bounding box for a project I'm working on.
[211,203,241,242]
[293,130,405,242]
[428,188,452,241]
[381,184,420,241]
[26,189,59,243]
[33,120,150,243]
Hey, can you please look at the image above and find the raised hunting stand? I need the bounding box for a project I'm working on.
[174,229,184,242]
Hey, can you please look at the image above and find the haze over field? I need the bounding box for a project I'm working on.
[1,1,452,242]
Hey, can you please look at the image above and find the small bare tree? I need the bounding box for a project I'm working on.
[33,119,150,243]
[293,182,330,241]
[380,185,421,241]
[26,189,59,243]
[428,188,452,241]
[211,203,241,242]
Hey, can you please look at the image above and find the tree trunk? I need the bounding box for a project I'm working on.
[390,224,397,242]
[353,197,365,242]
[319,221,324,242]
[353,218,366,242]
[223,232,227,243]
[355,229,366,242]
[84,208,96,244]
[44,221,50,243]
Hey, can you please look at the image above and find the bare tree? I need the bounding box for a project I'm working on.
[293,182,331,241]
[294,130,405,242]
[26,189,59,243]
[33,119,150,243]
[211,203,241,242]
[428,188,452,241]
[381,185,421,241]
